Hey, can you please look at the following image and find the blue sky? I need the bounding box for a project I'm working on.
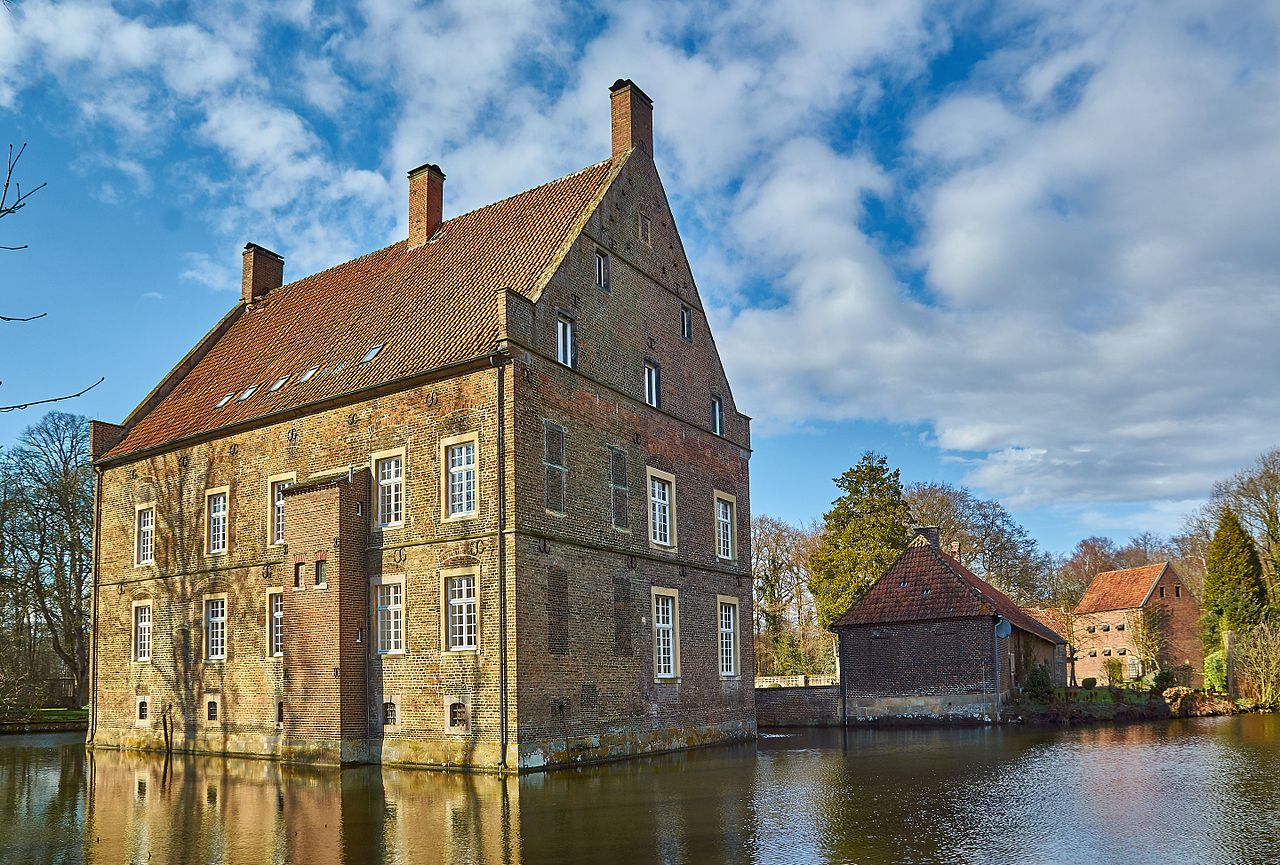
[3,0,1279,554]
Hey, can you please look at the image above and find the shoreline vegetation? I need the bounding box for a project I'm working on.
[1010,686,1251,728]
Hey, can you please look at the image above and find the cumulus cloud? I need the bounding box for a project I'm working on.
[3,0,1279,519]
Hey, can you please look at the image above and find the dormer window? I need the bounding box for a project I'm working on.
[361,344,384,364]
[269,375,289,392]
[299,366,319,383]
[216,393,234,409]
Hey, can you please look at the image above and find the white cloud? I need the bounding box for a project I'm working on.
[4,0,1279,524]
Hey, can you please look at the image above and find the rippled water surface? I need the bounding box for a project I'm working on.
[2,715,1278,864]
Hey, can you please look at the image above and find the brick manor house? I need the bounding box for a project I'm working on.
[88,80,755,771]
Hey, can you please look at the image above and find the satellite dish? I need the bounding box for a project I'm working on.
[995,617,1012,639]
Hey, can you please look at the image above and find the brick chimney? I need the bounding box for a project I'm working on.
[408,163,445,248]
[912,526,941,549]
[610,79,653,159]
[242,243,284,305]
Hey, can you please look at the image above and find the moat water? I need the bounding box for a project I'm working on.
[2,714,1278,864]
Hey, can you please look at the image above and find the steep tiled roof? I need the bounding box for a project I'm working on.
[1075,562,1168,614]
[103,158,619,461]
[1022,606,1071,641]
[831,538,1065,644]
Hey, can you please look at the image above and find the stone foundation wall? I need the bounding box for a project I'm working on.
[846,692,997,723]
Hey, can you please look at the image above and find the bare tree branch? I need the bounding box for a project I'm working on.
[0,312,47,322]
[0,377,104,413]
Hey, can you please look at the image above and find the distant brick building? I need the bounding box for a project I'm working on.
[87,79,754,771]
[1072,562,1202,687]
[832,530,1065,721]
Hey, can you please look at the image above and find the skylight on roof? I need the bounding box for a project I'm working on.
[361,343,384,364]
[299,366,320,383]
[216,393,234,409]
[237,385,258,402]
[270,375,289,392]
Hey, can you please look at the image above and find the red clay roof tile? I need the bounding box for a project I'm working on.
[1074,562,1168,614]
[831,539,1065,644]
[104,158,618,461]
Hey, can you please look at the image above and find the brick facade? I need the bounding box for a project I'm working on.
[88,81,754,771]
[1072,564,1202,687]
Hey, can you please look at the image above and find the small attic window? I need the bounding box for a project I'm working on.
[237,385,258,402]
[216,393,234,409]
[361,344,384,364]
[299,366,320,383]
[898,580,908,588]
[332,361,346,374]
[270,375,289,392]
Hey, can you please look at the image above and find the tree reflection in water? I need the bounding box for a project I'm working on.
[1,716,1278,865]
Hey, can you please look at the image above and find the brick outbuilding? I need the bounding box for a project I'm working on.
[1072,562,1202,687]
[87,79,754,771]
[832,530,1065,722]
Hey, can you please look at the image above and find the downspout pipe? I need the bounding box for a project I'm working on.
[492,352,510,771]
[88,466,103,743]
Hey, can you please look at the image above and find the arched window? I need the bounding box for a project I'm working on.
[137,700,148,721]
[448,702,467,728]
[383,701,397,727]
[207,700,218,722]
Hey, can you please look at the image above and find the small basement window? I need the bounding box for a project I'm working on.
[299,366,320,383]
[207,700,219,721]
[361,344,384,364]
[383,701,397,727]
[449,702,467,728]
[237,385,258,402]
[216,393,235,409]
[270,375,289,392]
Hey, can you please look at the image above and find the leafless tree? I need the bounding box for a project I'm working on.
[1128,604,1169,676]
[0,412,94,704]
[751,516,831,675]
[1236,621,1280,708]
[1,142,103,411]
[1212,449,1280,604]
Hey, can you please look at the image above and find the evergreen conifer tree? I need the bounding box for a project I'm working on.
[808,451,911,628]
[1202,508,1268,651]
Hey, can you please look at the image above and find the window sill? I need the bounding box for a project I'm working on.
[270,653,283,660]
[654,677,681,685]
[446,647,478,655]
[314,584,328,591]
[205,658,226,665]
[719,674,741,681]
[292,586,306,592]
[544,509,567,518]
[134,561,155,569]
[443,513,478,523]
[378,650,406,658]
[131,659,152,665]
[612,525,632,534]
[206,551,229,558]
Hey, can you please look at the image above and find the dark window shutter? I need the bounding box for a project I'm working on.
[544,422,567,512]
[547,567,568,655]
[609,446,628,529]
[613,574,633,656]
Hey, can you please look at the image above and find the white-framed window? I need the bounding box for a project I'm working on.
[205,596,227,660]
[447,573,478,651]
[652,588,679,680]
[715,492,736,560]
[376,454,403,526]
[445,440,477,517]
[595,249,610,290]
[216,393,234,409]
[647,468,676,549]
[608,446,629,530]
[268,590,284,657]
[206,489,228,554]
[133,602,152,662]
[375,580,404,655]
[638,213,652,246]
[556,313,575,367]
[237,385,258,402]
[269,374,289,392]
[718,596,739,678]
[711,396,724,436]
[268,474,295,545]
[644,361,661,408]
[680,305,693,341]
[544,422,567,513]
[136,506,155,565]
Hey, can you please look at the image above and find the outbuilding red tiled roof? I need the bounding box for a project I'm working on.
[831,538,1065,644]
[103,158,620,461]
[1074,562,1168,614]
[1023,606,1071,639]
